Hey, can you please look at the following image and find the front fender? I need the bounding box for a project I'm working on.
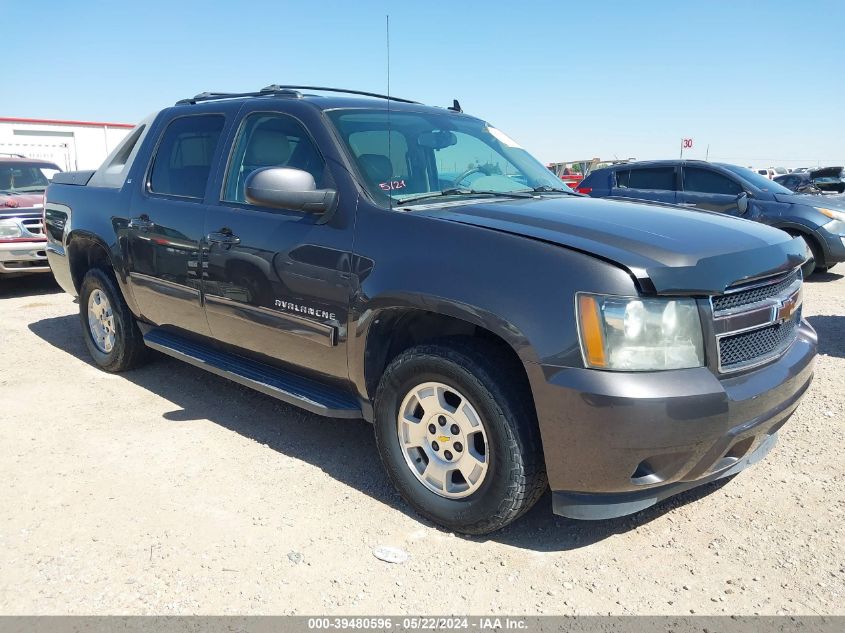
[772,217,831,259]
[346,205,639,403]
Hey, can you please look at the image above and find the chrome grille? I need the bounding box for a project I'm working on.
[21,217,44,236]
[712,269,800,313]
[718,309,801,370]
[712,268,803,373]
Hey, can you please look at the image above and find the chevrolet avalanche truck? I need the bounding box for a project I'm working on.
[44,86,816,534]
[1,156,61,276]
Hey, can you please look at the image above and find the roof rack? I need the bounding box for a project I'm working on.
[176,85,419,106]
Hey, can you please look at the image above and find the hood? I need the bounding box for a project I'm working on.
[774,192,845,209]
[0,192,44,210]
[414,196,806,295]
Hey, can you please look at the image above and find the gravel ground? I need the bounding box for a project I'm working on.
[0,272,843,616]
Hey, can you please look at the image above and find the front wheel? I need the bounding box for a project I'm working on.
[794,234,825,277]
[374,340,547,534]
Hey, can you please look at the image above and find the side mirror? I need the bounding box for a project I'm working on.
[736,191,749,214]
[244,167,337,214]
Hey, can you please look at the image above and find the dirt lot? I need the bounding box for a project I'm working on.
[1,272,843,616]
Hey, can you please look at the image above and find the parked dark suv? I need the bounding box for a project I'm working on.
[577,160,845,275]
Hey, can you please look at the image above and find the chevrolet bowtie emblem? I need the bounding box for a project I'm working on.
[777,291,800,322]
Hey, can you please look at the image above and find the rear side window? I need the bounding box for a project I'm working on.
[683,167,743,195]
[616,167,676,191]
[148,114,225,199]
[89,115,154,189]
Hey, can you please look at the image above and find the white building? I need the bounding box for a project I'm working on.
[0,116,134,171]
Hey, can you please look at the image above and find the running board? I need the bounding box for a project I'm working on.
[143,329,362,419]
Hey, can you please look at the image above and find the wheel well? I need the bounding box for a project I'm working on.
[782,227,824,264]
[68,236,113,293]
[364,309,530,399]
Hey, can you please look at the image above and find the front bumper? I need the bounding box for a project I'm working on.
[0,241,50,275]
[818,219,845,266]
[529,319,817,520]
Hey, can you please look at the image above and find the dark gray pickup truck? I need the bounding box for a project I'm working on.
[43,86,816,534]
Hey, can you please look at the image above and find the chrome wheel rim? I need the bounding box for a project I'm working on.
[397,381,489,499]
[87,289,116,354]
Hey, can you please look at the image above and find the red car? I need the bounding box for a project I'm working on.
[0,155,61,277]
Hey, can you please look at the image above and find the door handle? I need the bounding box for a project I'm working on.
[677,203,697,207]
[207,231,241,246]
[128,216,154,230]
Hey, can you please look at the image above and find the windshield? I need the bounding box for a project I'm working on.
[326,109,569,206]
[721,164,792,194]
[0,163,59,194]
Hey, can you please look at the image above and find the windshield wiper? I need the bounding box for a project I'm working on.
[532,185,580,195]
[396,188,536,206]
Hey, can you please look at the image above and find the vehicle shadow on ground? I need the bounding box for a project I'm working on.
[0,275,62,299]
[30,313,735,552]
[806,315,845,359]
[806,270,843,283]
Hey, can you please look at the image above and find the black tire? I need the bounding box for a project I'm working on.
[799,235,827,279]
[373,339,547,535]
[79,267,148,372]
[794,233,825,277]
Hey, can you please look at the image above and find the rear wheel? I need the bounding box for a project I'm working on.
[374,340,547,534]
[79,268,148,372]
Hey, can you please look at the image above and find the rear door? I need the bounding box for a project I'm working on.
[126,113,227,336]
[679,165,745,215]
[201,103,354,381]
[610,165,678,203]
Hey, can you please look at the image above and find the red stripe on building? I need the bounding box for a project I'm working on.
[0,117,134,129]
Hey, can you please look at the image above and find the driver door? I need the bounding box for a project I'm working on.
[201,106,354,380]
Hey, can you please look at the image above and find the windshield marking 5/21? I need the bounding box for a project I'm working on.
[326,109,571,207]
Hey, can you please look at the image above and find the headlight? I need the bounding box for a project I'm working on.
[815,207,845,222]
[0,218,23,239]
[576,293,705,371]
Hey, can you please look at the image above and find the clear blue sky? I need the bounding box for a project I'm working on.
[6,0,844,168]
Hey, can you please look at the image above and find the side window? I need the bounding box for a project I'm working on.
[683,167,743,195]
[616,167,676,191]
[148,115,225,199]
[224,113,327,204]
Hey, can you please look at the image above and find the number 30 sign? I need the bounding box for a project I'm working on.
[682,138,694,149]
